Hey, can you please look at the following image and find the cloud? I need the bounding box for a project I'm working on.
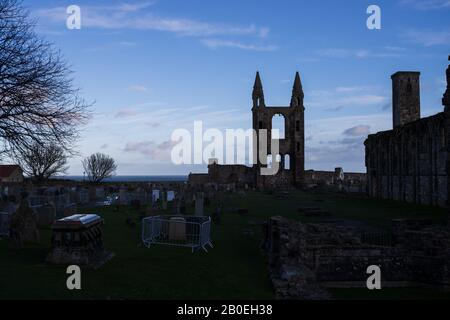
[384,46,407,52]
[145,122,161,128]
[343,125,371,137]
[35,3,271,39]
[128,85,149,93]
[304,114,390,171]
[124,140,177,160]
[100,143,108,149]
[402,29,450,46]
[400,0,450,9]
[117,2,156,12]
[308,93,387,109]
[118,41,138,47]
[201,39,277,51]
[335,86,373,93]
[317,48,403,59]
[325,105,344,112]
[115,108,140,118]
[307,85,388,113]
[305,143,365,171]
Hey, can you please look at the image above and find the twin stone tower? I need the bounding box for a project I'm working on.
[252,71,305,189]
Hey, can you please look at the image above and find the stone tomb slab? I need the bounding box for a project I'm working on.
[46,214,114,269]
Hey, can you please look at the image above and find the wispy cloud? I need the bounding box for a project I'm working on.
[118,41,138,47]
[307,86,388,111]
[115,108,140,118]
[335,86,374,93]
[124,140,176,160]
[305,114,390,171]
[201,39,277,51]
[402,29,450,46]
[317,48,404,59]
[400,0,450,10]
[117,2,157,12]
[343,125,371,137]
[35,2,275,50]
[128,85,149,93]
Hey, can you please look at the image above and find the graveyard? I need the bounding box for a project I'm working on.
[1,187,450,300]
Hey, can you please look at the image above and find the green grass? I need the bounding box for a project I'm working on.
[0,190,449,299]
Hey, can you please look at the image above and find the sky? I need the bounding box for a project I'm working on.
[22,0,450,175]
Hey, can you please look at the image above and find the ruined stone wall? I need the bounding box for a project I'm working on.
[205,163,255,187]
[365,112,449,206]
[188,173,210,186]
[304,170,335,185]
[257,169,294,190]
[303,169,366,192]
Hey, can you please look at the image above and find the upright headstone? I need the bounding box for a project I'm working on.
[33,204,56,227]
[95,187,105,200]
[195,192,204,216]
[212,206,222,225]
[119,188,128,205]
[10,199,40,247]
[0,211,10,238]
[162,190,168,210]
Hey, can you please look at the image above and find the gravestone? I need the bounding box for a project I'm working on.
[212,206,222,225]
[78,189,90,205]
[9,199,40,247]
[95,187,105,200]
[69,188,78,203]
[130,199,141,210]
[162,191,168,210]
[169,217,186,241]
[32,204,56,227]
[0,212,10,238]
[135,188,147,204]
[195,192,204,216]
[172,196,179,214]
[119,188,129,205]
[179,196,186,215]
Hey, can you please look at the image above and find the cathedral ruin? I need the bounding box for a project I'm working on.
[189,72,364,190]
[365,57,450,206]
[188,72,305,190]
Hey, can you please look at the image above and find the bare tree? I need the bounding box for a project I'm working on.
[0,0,90,157]
[15,142,69,182]
[82,153,117,183]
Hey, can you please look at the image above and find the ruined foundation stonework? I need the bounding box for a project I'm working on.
[263,216,450,299]
[365,58,450,206]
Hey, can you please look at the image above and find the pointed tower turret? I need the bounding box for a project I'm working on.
[252,71,265,108]
[291,72,304,107]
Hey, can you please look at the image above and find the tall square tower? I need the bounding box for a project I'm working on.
[391,71,421,128]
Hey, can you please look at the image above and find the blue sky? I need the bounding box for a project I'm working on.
[25,0,450,175]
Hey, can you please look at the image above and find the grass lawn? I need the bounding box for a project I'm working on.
[0,190,449,299]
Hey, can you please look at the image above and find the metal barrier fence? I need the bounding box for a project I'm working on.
[142,215,213,253]
[0,212,10,238]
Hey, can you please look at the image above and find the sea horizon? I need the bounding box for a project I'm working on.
[52,175,189,182]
